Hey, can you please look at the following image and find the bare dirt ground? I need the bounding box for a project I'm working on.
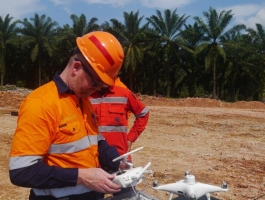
[0,90,265,200]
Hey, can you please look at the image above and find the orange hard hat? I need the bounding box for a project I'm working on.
[76,31,124,86]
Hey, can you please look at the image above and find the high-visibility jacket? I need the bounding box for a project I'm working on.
[113,78,131,124]
[9,79,102,198]
[89,84,149,156]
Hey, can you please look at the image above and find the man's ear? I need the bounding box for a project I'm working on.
[72,61,81,75]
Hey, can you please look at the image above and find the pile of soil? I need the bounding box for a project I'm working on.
[1,89,265,110]
[136,93,265,109]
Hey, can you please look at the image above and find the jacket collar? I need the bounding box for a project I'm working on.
[53,72,75,95]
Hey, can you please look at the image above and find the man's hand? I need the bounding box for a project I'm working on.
[119,159,133,170]
[77,168,121,194]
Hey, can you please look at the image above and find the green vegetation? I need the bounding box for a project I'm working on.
[0,7,265,101]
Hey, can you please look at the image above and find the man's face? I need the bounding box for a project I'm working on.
[71,72,97,97]
[71,56,104,98]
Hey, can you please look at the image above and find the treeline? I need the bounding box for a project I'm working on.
[0,7,265,102]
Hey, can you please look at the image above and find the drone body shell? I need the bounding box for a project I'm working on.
[153,178,228,199]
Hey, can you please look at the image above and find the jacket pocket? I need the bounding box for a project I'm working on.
[108,104,126,125]
[58,120,81,135]
[108,104,124,114]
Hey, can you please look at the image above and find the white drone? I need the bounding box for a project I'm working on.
[152,170,228,200]
[112,147,152,188]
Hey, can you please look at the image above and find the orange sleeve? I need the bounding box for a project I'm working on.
[10,97,56,157]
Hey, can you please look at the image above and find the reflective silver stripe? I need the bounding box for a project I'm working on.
[90,97,127,104]
[33,184,92,198]
[136,107,149,118]
[49,135,99,154]
[90,98,101,104]
[9,156,42,170]
[98,133,105,141]
[98,126,128,133]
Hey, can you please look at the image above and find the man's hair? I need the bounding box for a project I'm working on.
[68,47,81,59]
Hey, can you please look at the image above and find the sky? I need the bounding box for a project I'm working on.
[0,0,265,29]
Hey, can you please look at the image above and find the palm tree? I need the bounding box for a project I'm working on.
[53,24,75,67]
[0,14,18,86]
[245,23,265,100]
[70,14,100,37]
[53,14,100,72]
[194,7,245,99]
[179,22,205,96]
[103,11,149,90]
[146,8,189,97]
[219,28,250,101]
[246,23,265,51]
[18,13,58,87]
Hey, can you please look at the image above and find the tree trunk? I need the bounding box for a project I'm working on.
[38,55,41,86]
[0,59,5,86]
[154,73,157,96]
[0,73,3,86]
[0,40,3,86]
[213,59,217,99]
[188,71,196,97]
[129,72,133,91]
[166,63,171,97]
[231,72,236,102]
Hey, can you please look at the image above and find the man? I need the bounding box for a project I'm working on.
[9,31,125,200]
[89,77,149,198]
[89,76,149,166]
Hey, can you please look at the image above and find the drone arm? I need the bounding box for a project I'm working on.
[193,183,228,199]
[153,181,187,193]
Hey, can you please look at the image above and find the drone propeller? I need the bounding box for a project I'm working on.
[112,146,143,162]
